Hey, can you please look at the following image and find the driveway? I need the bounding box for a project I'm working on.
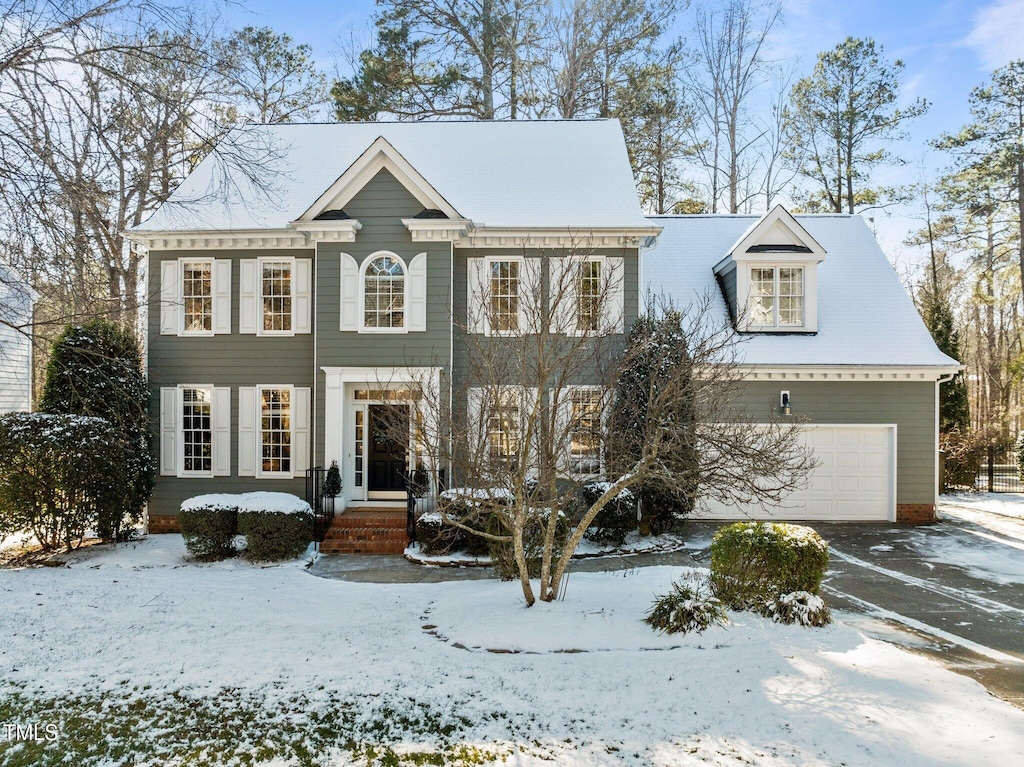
[687,504,1024,709]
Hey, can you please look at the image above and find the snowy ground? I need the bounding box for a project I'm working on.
[941,491,1024,522]
[1,535,1023,766]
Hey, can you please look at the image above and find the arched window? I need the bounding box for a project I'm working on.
[363,254,406,329]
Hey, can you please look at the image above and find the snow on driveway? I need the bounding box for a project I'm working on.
[1,535,1023,766]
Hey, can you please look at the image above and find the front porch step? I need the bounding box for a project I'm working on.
[320,509,409,555]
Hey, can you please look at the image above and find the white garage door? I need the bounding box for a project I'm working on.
[695,425,895,522]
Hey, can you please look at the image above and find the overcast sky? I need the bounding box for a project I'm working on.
[217,0,1024,276]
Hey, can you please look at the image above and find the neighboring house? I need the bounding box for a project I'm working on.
[0,263,35,414]
[128,120,957,536]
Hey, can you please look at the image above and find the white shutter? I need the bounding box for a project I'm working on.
[212,387,231,476]
[160,387,178,476]
[160,261,179,335]
[519,258,541,335]
[238,386,257,476]
[552,387,573,473]
[548,257,572,334]
[605,257,625,334]
[339,253,359,331]
[213,260,232,335]
[467,387,487,459]
[521,387,540,466]
[466,257,486,334]
[408,252,427,331]
[293,387,311,474]
[294,258,312,334]
[239,259,258,334]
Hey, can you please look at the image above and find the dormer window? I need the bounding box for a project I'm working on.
[713,205,825,334]
[750,266,804,328]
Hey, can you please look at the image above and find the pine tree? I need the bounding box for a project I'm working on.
[921,292,969,432]
[39,320,155,540]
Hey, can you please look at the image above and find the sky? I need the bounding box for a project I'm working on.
[215,0,1024,277]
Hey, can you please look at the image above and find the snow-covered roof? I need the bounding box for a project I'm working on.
[133,120,654,232]
[645,214,960,369]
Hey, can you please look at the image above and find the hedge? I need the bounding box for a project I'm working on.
[710,521,829,610]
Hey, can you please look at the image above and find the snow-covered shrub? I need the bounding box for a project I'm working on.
[415,511,463,555]
[39,320,154,541]
[579,482,638,546]
[710,522,829,609]
[645,572,728,635]
[179,497,238,561]
[763,591,833,627]
[488,509,568,581]
[0,413,122,551]
[238,506,313,561]
[436,488,514,557]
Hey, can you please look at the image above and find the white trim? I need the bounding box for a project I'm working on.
[726,204,827,258]
[739,365,963,382]
[289,219,362,242]
[256,256,297,337]
[403,218,472,243]
[456,226,660,250]
[177,257,216,337]
[358,250,409,334]
[255,384,297,480]
[737,262,817,333]
[176,384,216,479]
[127,230,311,250]
[297,136,462,222]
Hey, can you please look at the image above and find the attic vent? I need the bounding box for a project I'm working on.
[314,209,351,221]
[414,208,448,219]
[746,244,812,253]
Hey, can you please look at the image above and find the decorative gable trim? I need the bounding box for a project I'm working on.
[739,365,963,382]
[724,205,826,261]
[296,136,462,223]
[456,226,661,249]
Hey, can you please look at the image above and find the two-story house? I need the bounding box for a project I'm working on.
[128,119,958,541]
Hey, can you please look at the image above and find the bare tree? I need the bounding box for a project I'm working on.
[386,249,813,606]
[684,0,781,213]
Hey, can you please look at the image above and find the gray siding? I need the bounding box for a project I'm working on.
[717,261,737,320]
[451,245,640,388]
[0,272,32,413]
[314,168,452,465]
[147,248,315,517]
[732,380,937,505]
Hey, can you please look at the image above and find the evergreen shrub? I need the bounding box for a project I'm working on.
[238,509,312,561]
[179,502,238,561]
[762,590,833,627]
[0,413,122,551]
[579,482,638,546]
[710,521,829,609]
[645,572,728,635]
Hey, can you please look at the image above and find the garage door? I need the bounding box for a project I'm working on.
[694,425,895,522]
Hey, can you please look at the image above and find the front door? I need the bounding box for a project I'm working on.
[368,404,409,493]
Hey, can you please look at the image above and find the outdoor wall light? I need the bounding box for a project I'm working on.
[780,390,792,416]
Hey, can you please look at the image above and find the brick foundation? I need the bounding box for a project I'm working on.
[148,514,181,534]
[896,504,935,524]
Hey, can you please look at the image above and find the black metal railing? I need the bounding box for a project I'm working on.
[975,446,1022,493]
[306,466,340,547]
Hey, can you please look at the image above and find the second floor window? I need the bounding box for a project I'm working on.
[262,261,292,333]
[750,266,804,328]
[489,260,519,332]
[182,261,212,333]
[364,255,405,328]
[577,259,602,333]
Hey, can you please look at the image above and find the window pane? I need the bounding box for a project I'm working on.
[363,256,405,328]
[261,262,292,332]
[570,389,603,474]
[182,387,212,473]
[182,262,212,332]
[260,388,291,473]
[489,260,519,332]
[487,390,520,462]
[577,260,601,332]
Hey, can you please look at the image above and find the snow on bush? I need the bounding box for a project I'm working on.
[710,521,829,610]
[182,492,311,515]
[579,482,638,546]
[763,590,833,627]
[179,493,311,562]
[645,571,728,635]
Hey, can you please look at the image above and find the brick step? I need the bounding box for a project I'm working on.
[320,539,408,555]
[322,527,409,542]
[330,515,406,529]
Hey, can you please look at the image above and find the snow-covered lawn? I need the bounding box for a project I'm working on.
[1,535,1023,766]
[941,491,1024,522]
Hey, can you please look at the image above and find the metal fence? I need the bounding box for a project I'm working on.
[975,446,1022,493]
[305,466,340,546]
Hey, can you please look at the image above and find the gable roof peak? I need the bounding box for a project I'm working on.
[727,204,827,259]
